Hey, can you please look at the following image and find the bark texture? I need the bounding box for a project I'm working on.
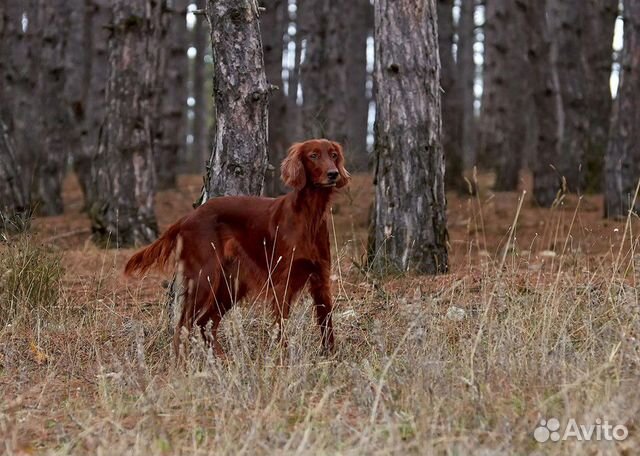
[74,0,112,210]
[479,0,528,191]
[157,0,189,189]
[261,0,290,196]
[0,3,31,229]
[64,0,90,187]
[548,0,616,194]
[89,0,163,247]
[529,0,563,207]
[2,2,38,213]
[604,0,640,218]
[299,0,348,142]
[33,0,71,216]
[553,0,589,193]
[581,0,617,192]
[370,0,448,274]
[345,0,373,171]
[438,0,464,191]
[201,0,269,199]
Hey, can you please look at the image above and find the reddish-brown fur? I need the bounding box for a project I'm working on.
[125,139,350,357]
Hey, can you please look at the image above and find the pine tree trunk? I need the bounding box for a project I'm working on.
[604,0,640,218]
[553,0,589,194]
[33,0,71,216]
[479,0,528,191]
[74,0,111,210]
[191,4,209,173]
[261,0,290,196]
[89,0,163,247]
[4,2,39,210]
[299,0,348,143]
[200,0,269,199]
[529,0,563,207]
[64,0,91,194]
[370,0,448,275]
[582,0,617,192]
[438,0,464,191]
[156,0,189,189]
[345,0,372,172]
[0,2,31,229]
[458,0,476,169]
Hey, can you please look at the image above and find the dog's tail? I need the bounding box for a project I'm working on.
[124,218,184,277]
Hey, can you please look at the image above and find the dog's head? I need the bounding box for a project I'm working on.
[280,139,351,191]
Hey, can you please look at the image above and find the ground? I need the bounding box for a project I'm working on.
[1,172,639,455]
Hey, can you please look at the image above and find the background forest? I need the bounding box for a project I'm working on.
[1,0,640,454]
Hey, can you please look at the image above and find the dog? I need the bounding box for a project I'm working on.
[124,139,350,357]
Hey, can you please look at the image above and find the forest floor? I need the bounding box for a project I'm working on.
[1,172,639,455]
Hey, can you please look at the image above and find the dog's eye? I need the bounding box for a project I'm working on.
[309,153,319,160]
[331,152,338,160]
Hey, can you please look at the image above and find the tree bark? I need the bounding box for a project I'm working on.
[370,0,448,274]
[581,0,617,192]
[89,0,163,247]
[529,0,564,207]
[438,0,465,191]
[553,0,589,194]
[191,4,210,173]
[479,0,528,191]
[33,0,72,216]
[299,0,348,143]
[64,0,91,200]
[261,0,290,196]
[604,0,640,218]
[0,2,31,230]
[74,0,112,211]
[199,0,269,200]
[2,2,39,212]
[156,0,189,190]
[344,0,373,172]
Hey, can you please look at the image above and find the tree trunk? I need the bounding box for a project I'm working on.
[74,0,112,211]
[345,0,373,171]
[604,0,640,218]
[3,2,39,213]
[191,4,210,173]
[261,0,290,196]
[479,0,528,191]
[33,0,71,216]
[553,0,589,194]
[529,0,563,207]
[438,0,465,191]
[199,0,269,200]
[89,0,163,247]
[156,0,189,189]
[458,0,476,169]
[64,0,91,197]
[299,0,348,143]
[582,0,617,192]
[370,0,448,275]
[0,122,30,232]
[0,3,31,230]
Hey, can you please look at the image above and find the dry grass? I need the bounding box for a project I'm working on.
[1,173,639,455]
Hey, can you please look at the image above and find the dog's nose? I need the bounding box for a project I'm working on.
[327,170,339,181]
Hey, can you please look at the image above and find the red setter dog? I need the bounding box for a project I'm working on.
[125,139,350,357]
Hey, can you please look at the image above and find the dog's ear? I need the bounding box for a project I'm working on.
[331,141,351,188]
[281,143,306,190]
